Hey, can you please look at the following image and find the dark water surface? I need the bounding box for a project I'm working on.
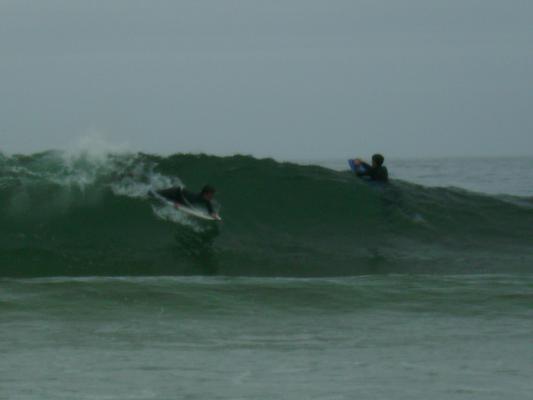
[1,152,532,277]
[1,275,532,400]
[1,152,532,399]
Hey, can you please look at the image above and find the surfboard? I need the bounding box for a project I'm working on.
[348,159,367,174]
[175,203,222,221]
[149,190,222,221]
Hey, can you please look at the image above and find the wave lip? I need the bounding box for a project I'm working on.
[1,152,532,277]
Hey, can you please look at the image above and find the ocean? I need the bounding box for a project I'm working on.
[1,152,532,399]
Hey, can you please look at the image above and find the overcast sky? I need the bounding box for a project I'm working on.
[1,0,532,159]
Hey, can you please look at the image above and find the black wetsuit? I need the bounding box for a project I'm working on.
[157,187,214,214]
[357,162,389,182]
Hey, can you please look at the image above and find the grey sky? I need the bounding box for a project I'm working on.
[1,0,532,158]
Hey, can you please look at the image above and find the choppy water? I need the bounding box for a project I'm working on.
[1,275,532,400]
[0,152,532,399]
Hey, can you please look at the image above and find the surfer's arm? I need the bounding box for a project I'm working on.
[206,201,215,215]
[356,161,372,177]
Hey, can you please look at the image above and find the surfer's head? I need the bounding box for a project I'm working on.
[372,154,385,167]
[201,185,216,200]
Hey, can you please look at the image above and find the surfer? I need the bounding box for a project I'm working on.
[351,154,389,182]
[156,185,218,218]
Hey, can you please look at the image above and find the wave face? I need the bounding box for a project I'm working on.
[1,151,532,277]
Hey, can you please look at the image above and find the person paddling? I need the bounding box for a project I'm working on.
[157,185,218,219]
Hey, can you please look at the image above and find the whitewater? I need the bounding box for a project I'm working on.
[1,151,532,399]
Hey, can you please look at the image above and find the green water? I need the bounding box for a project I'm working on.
[1,152,532,399]
[1,152,532,277]
[1,275,532,399]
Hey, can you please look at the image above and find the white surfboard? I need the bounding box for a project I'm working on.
[174,202,222,221]
[150,190,221,221]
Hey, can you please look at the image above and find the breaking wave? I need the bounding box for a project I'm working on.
[1,151,532,277]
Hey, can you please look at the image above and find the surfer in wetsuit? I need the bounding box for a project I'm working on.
[157,185,217,218]
[352,154,389,182]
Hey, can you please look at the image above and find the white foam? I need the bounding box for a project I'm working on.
[108,161,206,230]
[63,132,130,164]
[151,204,203,232]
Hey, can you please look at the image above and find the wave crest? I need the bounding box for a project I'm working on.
[1,151,532,277]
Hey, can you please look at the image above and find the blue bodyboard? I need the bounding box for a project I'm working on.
[348,159,367,174]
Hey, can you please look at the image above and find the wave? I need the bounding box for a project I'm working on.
[1,151,532,277]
